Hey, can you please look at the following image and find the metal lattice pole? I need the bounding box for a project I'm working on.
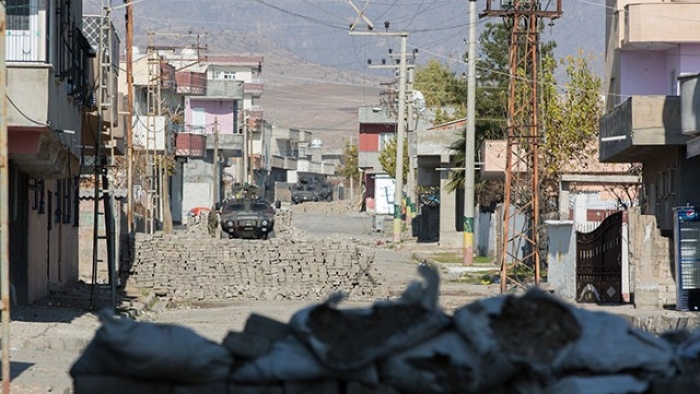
[481,0,562,292]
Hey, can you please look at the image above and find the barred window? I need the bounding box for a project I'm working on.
[7,0,30,31]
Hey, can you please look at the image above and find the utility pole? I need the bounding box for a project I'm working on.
[125,0,134,234]
[406,65,416,237]
[351,31,409,244]
[481,0,563,292]
[242,111,251,186]
[463,0,477,265]
[212,118,220,206]
[392,34,407,244]
[1,3,12,392]
[249,126,254,185]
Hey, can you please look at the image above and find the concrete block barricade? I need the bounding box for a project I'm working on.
[124,234,385,302]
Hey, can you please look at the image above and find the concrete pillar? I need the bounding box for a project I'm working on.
[559,181,570,220]
[439,168,460,247]
[574,194,587,225]
[628,207,660,309]
[546,220,576,300]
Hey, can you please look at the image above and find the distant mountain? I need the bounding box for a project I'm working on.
[85,0,605,144]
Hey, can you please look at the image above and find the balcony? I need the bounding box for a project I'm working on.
[358,151,381,170]
[271,156,298,171]
[206,80,244,99]
[599,96,690,162]
[624,2,700,50]
[176,71,207,95]
[206,133,243,156]
[174,133,207,158]
[244,82,264,98]
[297,159,336,176]
[6,65,50,128]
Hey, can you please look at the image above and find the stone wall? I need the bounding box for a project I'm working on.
[123,232,385,302]
[628,207,676,308]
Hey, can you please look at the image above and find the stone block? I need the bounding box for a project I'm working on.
[635,287,661,309]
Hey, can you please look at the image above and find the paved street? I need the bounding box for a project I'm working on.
[5,202,700,393]
[4,203,442,393]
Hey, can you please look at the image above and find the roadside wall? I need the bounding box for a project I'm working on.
[628,207,676,308]
[123,232,385,302]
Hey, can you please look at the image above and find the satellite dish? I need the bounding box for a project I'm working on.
[310,139,323,147]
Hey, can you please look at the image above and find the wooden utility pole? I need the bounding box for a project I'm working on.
[481,0,562,292]
[126,0,134,234]
[0,3,12,392]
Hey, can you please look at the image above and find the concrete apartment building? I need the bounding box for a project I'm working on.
[592,0,700,308]
[5,0,123,303]
[598,0,700,232]
[121,50,337,222]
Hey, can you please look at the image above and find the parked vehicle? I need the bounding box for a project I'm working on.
[315,181,333,202]
[219,197,275,239]
[291,181,318,204]
[290,178,333,203]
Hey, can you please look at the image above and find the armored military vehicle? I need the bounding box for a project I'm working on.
[219,187,276,239]
[290,180,318,204]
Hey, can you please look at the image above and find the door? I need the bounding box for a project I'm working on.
[9,165,29,304]
[191,107,206,133]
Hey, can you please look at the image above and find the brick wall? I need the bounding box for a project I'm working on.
[123,231,385,302]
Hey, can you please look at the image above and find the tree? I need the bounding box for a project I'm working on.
[338,140,360,184]
[446,22,557,210]
[378,137,409,185]
[445,22,516,206]
[539,52,605,213]
[414,59,461,108]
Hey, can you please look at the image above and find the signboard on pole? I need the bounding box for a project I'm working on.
[374,176,395,215]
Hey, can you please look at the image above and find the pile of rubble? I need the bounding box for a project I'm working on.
[71,265,700,394]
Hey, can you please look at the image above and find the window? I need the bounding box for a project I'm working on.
[191,108,206,132]
[7,0,30,30]
[379,133,395,151]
